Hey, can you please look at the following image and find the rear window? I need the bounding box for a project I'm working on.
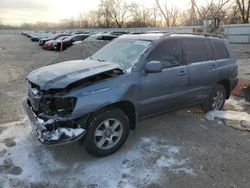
[212,39,229,59]
[182,38,207,64]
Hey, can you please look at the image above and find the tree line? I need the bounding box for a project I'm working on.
[1,0,250,30]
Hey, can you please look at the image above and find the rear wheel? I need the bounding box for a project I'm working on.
[84,108,130,157]
[203,84,226,113]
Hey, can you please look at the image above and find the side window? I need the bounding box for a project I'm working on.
[212,39,229,59]
[205,39,215,61]
[97,36,103,40]
[182,38,208,64]
[74,36,81,41]
[81,35,88,40]
[147,39,183,68]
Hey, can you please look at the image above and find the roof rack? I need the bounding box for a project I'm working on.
[171,32,224,39]
[192,32,224,38]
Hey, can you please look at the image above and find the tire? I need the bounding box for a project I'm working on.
[84,108,130,157]
[203,84,226,113]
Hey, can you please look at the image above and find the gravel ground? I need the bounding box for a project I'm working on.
[0,36,108,124]
[231,44,250,59]
[1,33,250,188]
[0,35,58,124]
[51,41,109,64]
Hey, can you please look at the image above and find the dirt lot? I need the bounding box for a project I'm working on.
[1,34,250,188]
[0,34,58,124]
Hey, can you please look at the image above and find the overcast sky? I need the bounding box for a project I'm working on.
[0,0,195,26]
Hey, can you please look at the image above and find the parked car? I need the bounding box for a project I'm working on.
[23,33,238,157]
[28,32,51,42]
[39,33,69,46]
[53,34,90,51]
[50,36,68,50]
[43,36,68,50]
[31,35,40,42]
[84,33,118,41]
[43,40,54,50]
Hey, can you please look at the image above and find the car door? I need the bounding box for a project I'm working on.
[183,38,219,104]
[212,39,232,80]
[138,38,189,118]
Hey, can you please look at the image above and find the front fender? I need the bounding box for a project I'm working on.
[70,84,135,119]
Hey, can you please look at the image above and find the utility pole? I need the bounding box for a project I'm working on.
[190,0,196,25]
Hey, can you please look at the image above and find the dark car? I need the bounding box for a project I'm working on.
[31,35,40,42]
[43,36,68,50]
[84,33,118,41]
[39,33,69,46]
[23,33,238,157]
[54,34,90,51]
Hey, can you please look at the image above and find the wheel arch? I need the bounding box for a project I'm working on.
[88,100,137,131]
[217,79,230,99]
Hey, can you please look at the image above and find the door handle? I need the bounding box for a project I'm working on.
[211,64,217,69]
[179,70,186,76]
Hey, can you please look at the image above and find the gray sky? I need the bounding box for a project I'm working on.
[0,0,194,26]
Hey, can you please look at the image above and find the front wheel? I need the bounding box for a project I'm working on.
[84,108,130,157]
[203,84,226,113]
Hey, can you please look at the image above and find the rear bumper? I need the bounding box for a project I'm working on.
[22,98,86,145]
[43,44,53,50]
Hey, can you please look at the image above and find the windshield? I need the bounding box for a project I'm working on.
[85,34,100,41]
[91,39,151,69]
[63,35,75,41]
[56,36,68,41]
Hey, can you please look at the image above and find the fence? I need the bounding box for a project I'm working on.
[223,24,250,43]
[77,24,250,43]
[1,23,250,43]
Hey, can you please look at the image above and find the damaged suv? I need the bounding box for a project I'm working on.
[23,33,238,157]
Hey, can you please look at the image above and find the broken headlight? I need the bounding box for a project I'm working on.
[40,97,77,117]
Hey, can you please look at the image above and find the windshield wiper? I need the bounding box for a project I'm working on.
[89,56,105,62]
[96,58,106,62]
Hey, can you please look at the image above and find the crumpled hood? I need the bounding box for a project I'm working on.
[27,59,121,90]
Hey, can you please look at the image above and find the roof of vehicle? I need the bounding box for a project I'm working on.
[73,33,90,37]
[170,33,224,39]
[119,33,165,41]
[63,33,90,41]
[119,33,224,41]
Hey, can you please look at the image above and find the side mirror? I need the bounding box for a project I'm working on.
[145,61,163,73]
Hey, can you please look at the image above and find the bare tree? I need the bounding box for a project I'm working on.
[189,0,230,24]
[128,3,154,27]
[0,18,2,29]
[95,5,114,28]
[77,12,99,28]
[225,4,241,23]
[155,0,180,27]
[190,0,198,25]
[100,0,129,28]
[236,0,250,23]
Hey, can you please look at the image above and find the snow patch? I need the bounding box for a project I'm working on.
[156,156,186,168]
[0,122,195,187]
[173,167,196,175]
[49,128,85,141]
[226,98,245,110]
[205,110,250,122]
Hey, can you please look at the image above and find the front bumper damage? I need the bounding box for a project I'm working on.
[22,98,86,145]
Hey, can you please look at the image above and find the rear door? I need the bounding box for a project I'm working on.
[211,39,232,81]
[138,38,189,117]
[183,38,219,103]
